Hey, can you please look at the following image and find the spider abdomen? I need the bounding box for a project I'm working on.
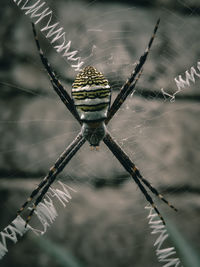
[72,66,111,122]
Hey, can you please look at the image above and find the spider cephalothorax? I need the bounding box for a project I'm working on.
[72,66,111,146]
[18,19,177,228]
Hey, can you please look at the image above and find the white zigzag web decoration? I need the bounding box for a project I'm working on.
[145,205,183,267]
[12,0,84,71]
[0,185,184,266]
[0,181,76,259]
[161,60,200,102]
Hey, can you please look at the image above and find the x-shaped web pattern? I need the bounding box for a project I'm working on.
[17,19,177,227]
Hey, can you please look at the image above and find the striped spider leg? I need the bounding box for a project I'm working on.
[106,18,160,124]
[17,132,85,219]
[24,133,86,226]
[103,133,177,225]
[31,23,80,123]
[103,18,177,224]
[17,25,83,224]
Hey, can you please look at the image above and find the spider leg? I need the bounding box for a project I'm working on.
[106,18,160,124]
[17,132,85,221]
[25,132,85,226]
[50,80,80,122]
[131,167,177,212]
[32,23,80,122]
[103,132,177,225]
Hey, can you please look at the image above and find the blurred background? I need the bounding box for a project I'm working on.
[0,0,200,266]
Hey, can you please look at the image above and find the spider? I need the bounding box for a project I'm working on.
[17,18,177,227]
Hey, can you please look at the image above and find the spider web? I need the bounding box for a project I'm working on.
[0,0,199,267]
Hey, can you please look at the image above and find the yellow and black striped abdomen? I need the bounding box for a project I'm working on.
[72,66,111,122]
[72,88,110,100]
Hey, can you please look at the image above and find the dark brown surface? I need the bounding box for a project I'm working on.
[0,1,199,266]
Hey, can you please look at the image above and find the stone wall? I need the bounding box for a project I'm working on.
[0,1,199,266]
